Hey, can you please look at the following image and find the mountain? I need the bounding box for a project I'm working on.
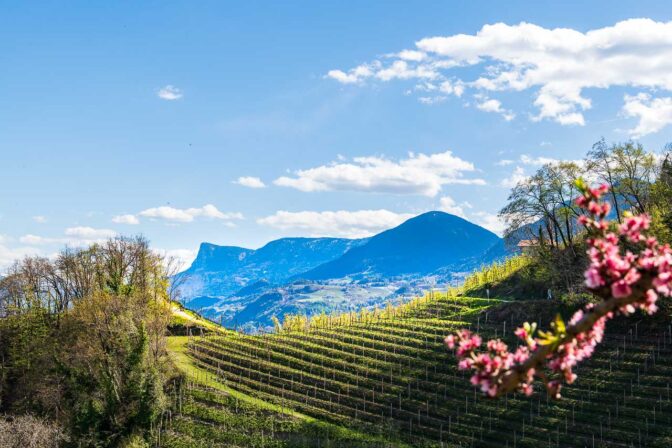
[300,211,502,280]
[178,211,509,330]
[177,237,367,298]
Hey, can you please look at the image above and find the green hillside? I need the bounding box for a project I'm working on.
[163,292,672,448]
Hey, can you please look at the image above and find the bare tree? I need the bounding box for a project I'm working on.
[0,415,65,448]
[611,141,657,214]
[586,138,623,222]
[500,161,585,252]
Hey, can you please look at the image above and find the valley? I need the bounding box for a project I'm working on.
[163,291,672,447]
[176,212,507,331]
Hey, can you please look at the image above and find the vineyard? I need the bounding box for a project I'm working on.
[163,291,672,447]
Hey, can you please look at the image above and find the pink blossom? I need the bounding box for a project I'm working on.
[584,268,604,289]
[611,280,632,298]
[446,183,672,399]
[643,289,658,314]
[514,327,528,340]
[546,380,562,399]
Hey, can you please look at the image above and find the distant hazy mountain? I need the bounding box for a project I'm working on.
[177,237,367,298]
[177,211,508,330]
[300,212,502,280]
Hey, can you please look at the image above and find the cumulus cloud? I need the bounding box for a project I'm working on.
[436,197,504,235]
[501,166,528,188]
[274,150,484,197]
[234,176,266,188]
[157,85,183,100]
[328,60,440,84]
[327,64,375,84]
[397,49,427,62]
[328,19,672,132]
[519,154,559,166]
[112,214,140,225]
[65,226,117,240]
[496,155,585,189]
[471,211,506,235]
[138,204,243,223]
[0,237,41,269]
[33,216,47,223]
[19,234,51,245]
[622,93,672,137]
[475,98,515,121]
[20,227,118,246]
[438,196,471,218]
[156,248,198,270]
[500,154,579,167]
[257,209,414,239]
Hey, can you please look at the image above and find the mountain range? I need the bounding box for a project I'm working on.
[177,211,509,330]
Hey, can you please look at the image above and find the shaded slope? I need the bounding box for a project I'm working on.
[302,211,502,280]
[185,296,672,448]
[164,335,409,448]
[178,237,367,298]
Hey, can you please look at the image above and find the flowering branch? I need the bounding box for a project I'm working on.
[446,181,672,398]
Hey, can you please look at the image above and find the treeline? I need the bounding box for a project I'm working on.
[499,140,672,294]
[0,237,179,447]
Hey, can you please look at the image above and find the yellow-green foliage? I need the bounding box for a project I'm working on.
[275,257,529,334]
[462,256,531,291]
[277,289,462,334]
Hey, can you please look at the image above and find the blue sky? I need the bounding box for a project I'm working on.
[2,1,672,268]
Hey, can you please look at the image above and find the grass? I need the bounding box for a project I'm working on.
[163,260,672,447]
[178,294,672,447]
[169,301,230,334]
[166,334,408,447]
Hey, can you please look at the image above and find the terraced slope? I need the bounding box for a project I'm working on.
[170,295,672,447]
[163,337,401,448]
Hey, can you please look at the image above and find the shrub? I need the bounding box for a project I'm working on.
[0,414,65,448]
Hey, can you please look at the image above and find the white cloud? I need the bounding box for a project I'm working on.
[274,150,485,197]
[397,50,426,62]
[139,204,243,223]
[519,154,586,168]
[471,211,506,235]
[439,80,464,97]
[501,166,528,188]
[33,215,47,223]
[234,176,266,188]
[258,209,414,239]
[622,93,672,137]
[0,239,41,270]
[157,85,183,100]
[112,214,140,225]
[475,98,515,121]
[376,60,439,82]
[64,226,117,240]
[329,19,672,127]
[20,227,118,247]
[436,198,503,235]
[499,154,577,167]
[327,65,375,84]
[157,248,198,270]
[519,154,559,166]
[418,96,447,105]
[438,196,470,218]
[496,155,584,188]
[19,234,52,245]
